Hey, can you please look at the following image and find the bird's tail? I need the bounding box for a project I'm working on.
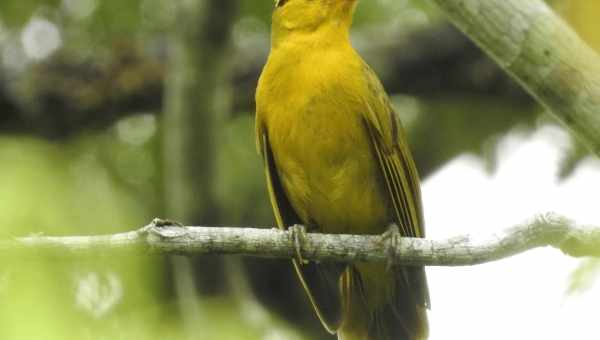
[337,264,429,340]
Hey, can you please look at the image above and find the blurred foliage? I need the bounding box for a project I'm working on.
[405,95,537,176]
[0,114,283,339]
[564,0,600,53]
[554,0,600,179]
[0,0,599,339]
[0,133,153,235]
[558,0,600,290]
[0,130,170,339]
[215,115,272,225]
[567,259,600,295]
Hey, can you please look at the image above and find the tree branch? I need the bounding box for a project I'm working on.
[431,0,600,156]
[3,213,598,265]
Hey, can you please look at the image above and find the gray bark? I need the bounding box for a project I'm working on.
[3,214,598,265]
[432,0,600,156]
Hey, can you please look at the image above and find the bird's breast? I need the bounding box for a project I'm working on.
[265,86,390,235]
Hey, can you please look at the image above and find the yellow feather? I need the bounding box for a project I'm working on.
[256,1,429,339]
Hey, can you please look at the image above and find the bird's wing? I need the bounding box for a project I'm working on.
[360,63,424,239]
[360,63,430,309]
[257,129,343,333]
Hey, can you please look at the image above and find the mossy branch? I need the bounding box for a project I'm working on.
[2,214,599,264]
[431,0,600,156]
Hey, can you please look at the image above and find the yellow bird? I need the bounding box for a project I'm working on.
[255,1,429,339]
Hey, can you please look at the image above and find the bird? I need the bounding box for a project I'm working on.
[255,1,429,339]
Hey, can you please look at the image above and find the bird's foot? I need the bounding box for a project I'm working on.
[379,223,401,271]
[289,224,309,265]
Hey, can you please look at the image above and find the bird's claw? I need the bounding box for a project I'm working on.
[289,224,309,265]
[379,223,401,271]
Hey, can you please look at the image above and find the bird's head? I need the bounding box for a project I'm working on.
[271,0,358,45]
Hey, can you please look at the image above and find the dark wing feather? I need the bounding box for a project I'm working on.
[360,63,424,238]
[260,132,343,333]
[360,63,430,308]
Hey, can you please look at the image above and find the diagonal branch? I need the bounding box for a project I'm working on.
[431,0,600,156]
[2,213,599,265]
